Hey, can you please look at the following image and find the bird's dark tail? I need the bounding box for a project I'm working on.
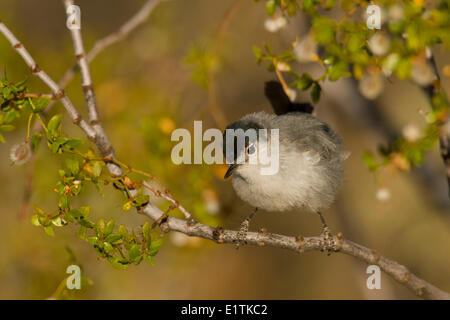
[264,81,314,115]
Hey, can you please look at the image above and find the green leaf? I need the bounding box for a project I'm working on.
[105,219,115,236]
[0,133,5,143]
[30,214,41,226]
[146,254,155,266]
[312,17,336,45]
[69,209,83,218]
[128,244,141,261]
[149,238,163,256]
[362,151,378,172]
[266,0,276,15]
[30,133,41,151]
[51,216,64,227]
[76,226,87,240]
[0,124,15,132]
[103,242,114,254]
[66,158,79,175]
[78,218,95,228]
[133,194,150,207]
[92,161,103,177]
[118,225,128,237]
[105,234,122,243]
[63,139,83,151]
[295,73,314,90]
[50,136,68,153]
[80,206,90,218]
[142,222,151,242]
[59,196,70,211]
[44,226,55,237]
[311,83,321,103]
[108,257,129,270]
[33,98,50,113]
[328,61,350,81]
[96,219,106,236]
[87,236,98,245]
[47,114,62,135]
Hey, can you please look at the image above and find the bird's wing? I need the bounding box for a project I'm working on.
[264,81,314,115]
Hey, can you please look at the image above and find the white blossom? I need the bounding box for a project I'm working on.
[358,73,384,100]
[402,124,422,142]
[264,16,287,33]
[376,188,391,202]
[411,59,435,86]
[368,32,391,57]
[10,142,31,165]
[293,34,318,62]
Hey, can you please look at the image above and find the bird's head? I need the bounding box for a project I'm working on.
[222,116,273,179]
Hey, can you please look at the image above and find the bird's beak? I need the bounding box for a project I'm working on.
[224,163,240,179]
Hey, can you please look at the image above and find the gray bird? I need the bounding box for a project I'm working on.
[223,81,348,241]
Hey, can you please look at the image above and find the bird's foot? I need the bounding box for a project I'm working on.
[235,219,250,249]
[235,208,258,249]
[320,226,337,256]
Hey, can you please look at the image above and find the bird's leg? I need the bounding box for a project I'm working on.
[316,211,334,255]
[236,207,258,248]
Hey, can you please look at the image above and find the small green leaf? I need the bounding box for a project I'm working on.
[105,234,122,243]
[76,226,87,240]
[149,238,163,256]
[87,236,98,245]
[105,219,115,236]
[33,98,50,113]
[108,257,129,270]
[47,114,62,135]
[44,226,55,237]
[30,214,41,226]
[66,158,79,175]
[266,0,276,15]
[311,83,321,103]
[0,133,5,143]
[362,151,378,172]
[92,161,103,177]
[128,244,141,261]
[0,124,15,132]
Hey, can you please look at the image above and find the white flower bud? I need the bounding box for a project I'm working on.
[402,124,422,142]
[10,142,32,165]
[293,34,318,62]
[389,4,404,21]
[264,16,287,33]
[358,73,384,100]
[368,32,391,56]
[411,59,435,86]
[376,188,391,202]
[170,232,189,247]
[276,62,291,72]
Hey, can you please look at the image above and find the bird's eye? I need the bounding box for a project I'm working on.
[247,144,256,155]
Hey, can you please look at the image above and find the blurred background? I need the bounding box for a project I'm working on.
[0,0,449,299]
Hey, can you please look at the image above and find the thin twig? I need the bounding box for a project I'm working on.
[63,0,118,176]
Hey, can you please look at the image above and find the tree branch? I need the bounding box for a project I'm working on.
[63,0,120,176]
[140,200,450,300]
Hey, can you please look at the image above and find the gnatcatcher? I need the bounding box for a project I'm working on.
[223,81,349,246]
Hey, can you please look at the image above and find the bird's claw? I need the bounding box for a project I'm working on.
[320,227,337,256]
[235,219,250,249]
